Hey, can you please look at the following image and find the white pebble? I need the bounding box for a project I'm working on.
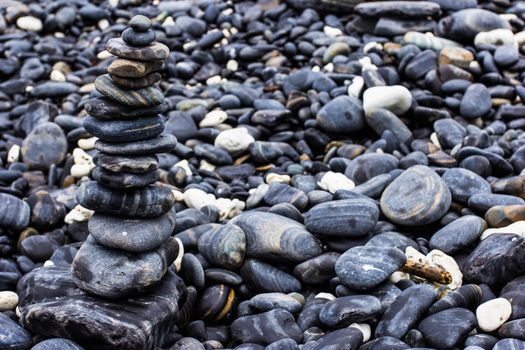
[50,70,66,82]
[171,189,185,202]
[481,221,525,240]
[78,136,97,150]
[7,144,20,163]
[266,173,291,184]
[206,75,223,85]
[184,188,217,209]
[323,26,342,37]
[363,85,413,116]
[16,16,43,32]
[315,292,336,300]
[0,291,18,311]
[317,171,355,194]
[389,271,410,284]
[226,59,238,71]
[173,238,184,272]
[98,19,110,31]
[64,205,94,224]
[363,41,382,54]
[476,298,512,332]
[199,110,228,127]
[43,260,55,267]
[214,127,255,154]
[199,159,216,172]
[349,323,371,342]
[347,76,364,98]
[515,31,525,45]
[97,50,112,60]
[474,29,516,47]
[427,249,463,290]
[71,163,93,178]
[175,159,193,176]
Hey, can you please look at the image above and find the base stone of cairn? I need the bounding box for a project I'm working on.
[18,15,186,350]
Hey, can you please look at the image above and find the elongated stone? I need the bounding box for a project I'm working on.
[84,115,164,143]
[95,134,177,155]
[0,193,30,231]
[93,166,158,189]
[231,212,322,263]
[355,1,441,18]
[106,38,169,61]
[197,224,246,270]
[95,75,163,107]
[418,308,477,349]
[93,153,159,174]
[84,97,168,120]
[485,205,525,228]
[110,73,161,90]
[429,215,486,254]
[76,181,175,218]
[89,209,175,252]
[108,59,163,78]
[320,295,381,328]
[71,235,179,298]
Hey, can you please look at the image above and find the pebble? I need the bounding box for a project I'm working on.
[443,167,491,203]
[317,171,355,193]
[0,193,30,231]
[21,122,67,170]
[429,215,486,254]
[319,295,381,328]
[0,313,32,350]
[316,95,364,134]
[381,165,451,226]
[476,298,512,332]
[418,308,477,349]
[30,338,85,350]
[0,291,18,311]
[16,16,43,32]
[460,84,492,119]
[363,85,412,116]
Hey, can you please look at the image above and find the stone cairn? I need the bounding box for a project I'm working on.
[71,15,179,299]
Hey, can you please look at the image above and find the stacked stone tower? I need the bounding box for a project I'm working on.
[72,15,179,298]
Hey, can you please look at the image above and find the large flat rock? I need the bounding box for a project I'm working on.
[17,266,186,350]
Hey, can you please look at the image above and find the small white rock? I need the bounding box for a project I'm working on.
[363,41,382,54]
[246,183,269,209]
[0,291,18,311]
[476,298,512,332]
[427,249,463,290]
[78,136,97,150]
[348,76,364,98]
[43,260,55,267]
[97,50,113,60]
[481,221,525,240]
[64,205,94,224]
[317,171,355,194]
[50,70,66,82]
[199,110,228,127]
[215,127,255,154]
[16,16,43,32]
[226,59,238,71]
[7,144,20,163]
[175,159,193,176]
[363,85,413,116]
[323,26,343,37]
[389,271,411,284]
[98,19,110,31]
[171,189,185,202]
[71,163,93,178]
[266,173,291,184]
[315,292,336,300]
[173,237,184,272]
[474,29,516,47]
[349,323,371,342]
[184,188,216,209]
[200,159,216,172]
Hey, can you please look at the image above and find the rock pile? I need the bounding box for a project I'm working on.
[72,14,178,299]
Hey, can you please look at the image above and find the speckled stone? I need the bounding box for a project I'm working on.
[108,59,162,78]
[94,75,164,107]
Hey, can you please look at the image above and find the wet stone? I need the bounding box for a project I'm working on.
[319,295,381,328]
[89,209,175,252]
[31,339,85,350]
[429,215,486,254]
[335,246,406,291]
[0,312,32,350]
[84,115,164,143]
[381,165,451,226]
[418,308,477,349]
[240,259,301,293]
[316,95,364,134]
[0,193,30,231]
[71,235,178,298]
[249,293,302,314]
[345,153,399,185]
[293,252,339,284]
[302,327,363,350]
[197,224,246,270]
[95,75,164,108]
[93,153,159,174]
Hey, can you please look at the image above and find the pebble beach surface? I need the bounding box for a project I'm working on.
[1,0,525,349]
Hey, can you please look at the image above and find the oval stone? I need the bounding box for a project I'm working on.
[418,308,477,349]
[335,246,407,291]
[0,193,30,231]
[304,199,379,238]
[381,165,451,226]
[198,224,246,270]
[429,215,486,254]
[320,295,381,328]
[21,122,67,170]
[83,115,164,143]
[345,153,399,185]
[316,95,365,134]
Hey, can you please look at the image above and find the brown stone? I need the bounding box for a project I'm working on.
[485,205,525,228]
[110,72,162,89]
[108,59,163,78]
[439,47,474,69]
[106,38,169,61]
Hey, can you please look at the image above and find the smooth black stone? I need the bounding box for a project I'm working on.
[93,153,159,174]
[89,209,175,252]
[20,235,61,262]
[443,167,491,203]
[250,293,302,314]
[194,144,233,165]
[110,72,162,90]
[366,108,412,144]
[240,259,301,293]
[460,155,492,178]
[31,339,85,350]
[438,9,511,42]
[494,45,519,67]
[18,266,185,350]
[499,319,525,340]
[204,268,243,286]
[122,28,155,47]
[293,252,339,285]
[249,141,299,164]
[95,74,163,108]
[366,231,418,251]
[71,235,179,298]
[302,327,363,350]
[428,284,482,315]
[460,84,492,119]
[429,215,485,254]
[418,308,477,349]
[316,95,365,134]
[464,233,525,288]
[95,134,177,155]
[175,16,207,37]
[335,246,406,291]
[464,334,499,349]
[180,253,205,289]
[84,115,164,143]
[197,224,246,270]
[405,50,437,80]
[76,181,175,218]
[265,338,298,350]
[434,119,466,149]
[380,165,451,226]
[0,193,30,231]
[304,198,379,238]
[320,295,381,328]
[31,82,77,98]
[106,38,169,61]
[355,1,440,17]
[231,309,302,345]
[376,284,437,339]
[360,336,410,350]
[195,284,235,322]
[263,183,308,211]
[91,167,159,189]
[231,212,322,264]
[84,97,168,120]
[21,122,67,170]
[345,153,399,185]
[493,338,525,350]
[129,15,152,32]
[0,312,32,350]
[468,193,525,215]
